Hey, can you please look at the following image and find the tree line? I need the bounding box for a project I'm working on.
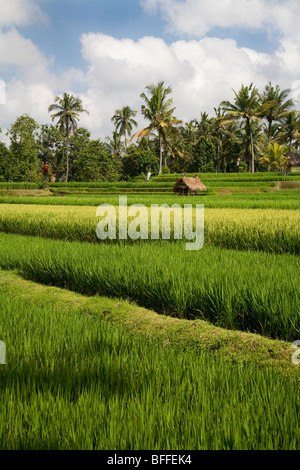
[0,80,299,182]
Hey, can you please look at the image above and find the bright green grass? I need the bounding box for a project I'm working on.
[0,191,299,210]
[0,182,42,190]
[0,232,298,341]
[0,271,294,373]
[0,288,298,450]
[48,181,276,190]
[48,172,299,184]
[134,173,300,182]
[0,204,298,255]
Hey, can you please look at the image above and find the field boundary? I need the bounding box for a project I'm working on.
[0,269,297,380]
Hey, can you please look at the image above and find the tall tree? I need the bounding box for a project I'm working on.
[111,106,138,151]
[221,83,262,173]
[210,108,229,172]
[122,146,159,178]
[133,81,181,175]
[48,93,88,183]
[189,137,216,173]
[260,82,294,144]
[195,112,212,141]
[259,142,289,172]
[70,131,122,182]
[105,130,126,157]
[38,124,66,181]
[9,114,40,181]
[277,111,300,152]
[0,142,13,182]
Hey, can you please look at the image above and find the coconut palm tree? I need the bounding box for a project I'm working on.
[132,81,181,175]
[276,111,300,152]
[259,82,294,144]
[105,131,125,158]
[210,107,231,172]
[48,93,88,183]
[221,83,262,173]
[259,142,289,172]
[111,106,138,151]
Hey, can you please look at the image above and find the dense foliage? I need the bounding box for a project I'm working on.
[0,81,299,182]
[0,282,298,450]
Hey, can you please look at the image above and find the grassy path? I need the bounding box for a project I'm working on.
[0,270,297,379]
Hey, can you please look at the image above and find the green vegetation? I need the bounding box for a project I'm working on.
[0,203,298,255]
[0,272,298,450]
[0,182,42,190]
[0,232,298,341]
[7,115,40,182]
[0,77,299,450]
[48,93,89,183]
[0,190,300,209]
[1,81,300,183]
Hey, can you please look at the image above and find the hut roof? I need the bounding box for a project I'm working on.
[174,174,207,192]
[286,153,300,166]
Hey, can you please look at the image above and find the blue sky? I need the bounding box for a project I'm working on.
[0,0,300,140]
[16,0,170,74]
[15,0,278,75]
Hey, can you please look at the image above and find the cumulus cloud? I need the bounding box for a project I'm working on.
[0,0,48,27]
[2,28,300,142]
[0,2,87,139]
[0,28,50,69]
[0,27,75,127]
[1,0,300,146]
[141,0,300,39]
[79,32,300,139]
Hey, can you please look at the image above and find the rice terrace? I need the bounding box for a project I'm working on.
[1,0,300,452]
[0,170,299,450]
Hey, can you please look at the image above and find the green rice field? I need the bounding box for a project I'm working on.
[1,190,300,210]
[0,177,299,450]
[0,280,298,450]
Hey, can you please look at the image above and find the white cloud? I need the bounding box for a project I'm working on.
[1,0,300,146]
[141,0,300,39]
[0,27,85,140]
[0,0,52,137]
[2,29,300,144]
[0,28,50,68]
[78,32,300,140]
[0,0,48,27]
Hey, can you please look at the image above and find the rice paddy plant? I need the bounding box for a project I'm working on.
[0,232,298,341]
[0,204,298,254]
[0,291,299,450]
[0,182,42,190]
[49,181,176,188]
[48,181,277,189]
[0,191,300,210]
[133,171,300,182]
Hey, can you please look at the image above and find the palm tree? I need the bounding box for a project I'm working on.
[132,81,181,175]
[276,111,300,152]
[48,93,88,183]
[259,142,289,172]
[210,107,229,172]
[111,106,138,151]
[181,120,198,146]
[260,82,294,144]
[221,83,262,173]
[105,131,125,158]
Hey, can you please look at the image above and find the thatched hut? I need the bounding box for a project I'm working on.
[286,153,300,174]
[174,174,207,196]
